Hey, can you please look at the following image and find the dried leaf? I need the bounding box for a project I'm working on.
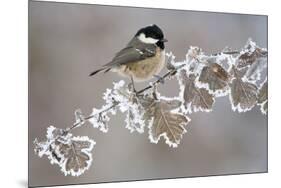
[141,96,190,147]
[237,48,267,68]
[229,69,258,112]
[216,53,234,70]
[258,80,268,104]
[34,126,95,176]
[179,69,214,113]
[237,39,267,69]
[198,62,230,95]
[245,57,267,82]
[229,66,248,79]
[56,136,95,176]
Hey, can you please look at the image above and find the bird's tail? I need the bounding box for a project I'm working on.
[89,67,111,76]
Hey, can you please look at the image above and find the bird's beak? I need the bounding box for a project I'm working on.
[161,38,168,42]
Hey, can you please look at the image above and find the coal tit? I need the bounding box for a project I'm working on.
[90,24,168,83]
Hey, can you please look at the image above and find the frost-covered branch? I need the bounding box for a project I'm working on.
[137,67,179,94]
[34,38,267,177]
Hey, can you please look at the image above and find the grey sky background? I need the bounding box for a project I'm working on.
[29,1,267,187]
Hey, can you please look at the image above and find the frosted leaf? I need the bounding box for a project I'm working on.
[229,66,248,79]
[237,39,267,69]
[56,136,95,176]
[257,79,268,114]
[138,94,156,123]
[34,126,70,165]
[198,61,230,96]
[186,46,203,60]
[34,138,50,158]
[183,46,206,75]
[216,53,233,70]
[245,57,267,82]
[238,39,268,82]
[102,80,128,108]
[114,82,147,133]
[95,80,145,133]
[141,97,190,148]
[105,80,133,112]
[89,80,128,133]
[101,80,146,133]
[178,69,214,113]
[125,102,145,133]
[166,52,176,70]
[229,78,258,112]
[122,93,146,133]
[258,79,268,104]
[229,67,258,112]
[140,94,189,147]
[33,126,96,176]
[46,125,65,140]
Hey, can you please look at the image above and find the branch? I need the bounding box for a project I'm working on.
[33,38,268,177]
[137,70,175,94]
[66,102,119,133]
[137,64,185,94]
[211,50,240,56]
[65,66,183,134]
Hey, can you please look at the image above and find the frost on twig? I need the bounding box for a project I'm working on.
[89,80,146,133]
[74,109,86,128]
[33,38,267,177]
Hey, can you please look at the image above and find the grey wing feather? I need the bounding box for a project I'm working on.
[102,40,157,68]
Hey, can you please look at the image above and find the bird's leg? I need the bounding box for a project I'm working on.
[130,76,137,93]
[153,74,165,84]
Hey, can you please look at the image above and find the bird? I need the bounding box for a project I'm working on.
[89,24,168,88]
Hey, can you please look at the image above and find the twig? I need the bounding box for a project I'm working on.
[211,50,240,56]
[66,102,119,133]
[56,50,243,135]
[136,70,175,94]
[137,64,185,94]
[63,67,180,135]
[62,50,243,134]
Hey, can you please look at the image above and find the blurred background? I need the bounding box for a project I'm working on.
[29,1,267,187]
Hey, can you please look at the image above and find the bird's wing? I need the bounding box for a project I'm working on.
[102,42,157,67]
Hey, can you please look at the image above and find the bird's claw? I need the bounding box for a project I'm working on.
[128,83,138,94]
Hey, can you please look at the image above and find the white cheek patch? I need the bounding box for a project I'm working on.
[137,33,159,44]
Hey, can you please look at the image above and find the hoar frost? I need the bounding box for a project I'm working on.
[34,126,95,176]
[34,39,267,177]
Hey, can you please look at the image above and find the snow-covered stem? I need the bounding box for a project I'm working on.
[211,50,240,56]
[66,102,119,133]
[137,65,184,94]
[34,39,267,177]
[65,67,185,134]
